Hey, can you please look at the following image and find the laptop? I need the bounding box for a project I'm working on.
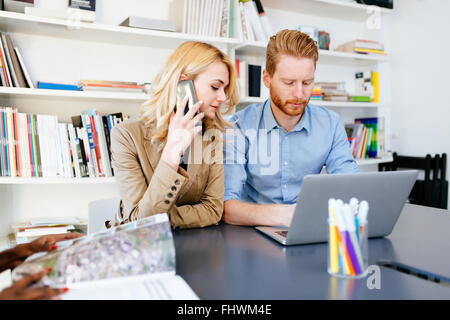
[256,170,419,245]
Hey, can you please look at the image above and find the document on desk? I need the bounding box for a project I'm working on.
[11,213,199,300]
[62,272,198,300]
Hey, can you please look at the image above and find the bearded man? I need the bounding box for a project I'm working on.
[223,29,360,227]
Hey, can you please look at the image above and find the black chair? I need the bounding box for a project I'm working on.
[379,152,448,210]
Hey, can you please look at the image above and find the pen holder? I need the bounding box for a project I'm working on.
[327,217,368,279]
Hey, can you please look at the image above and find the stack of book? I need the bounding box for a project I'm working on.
[310,86,323,101]
[78,80,146,93]
[182,0,273,41]
[335,39,386,55]
[0,32,34,88]
[315,82,349,102]
[12,217,87,244]
[0,106,129,178]
[345,117,385,159]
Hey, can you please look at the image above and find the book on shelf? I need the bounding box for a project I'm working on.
[2,33,27,88]
[24,0,96,22]
[235,58,268,99]
[14,47,34,88]
[68,0,96,22]
[371,71,379,103]
[248,64,261,97]
[351,95,371,102]
[183,0,230,38]
[0,106,128,178]
[181,0,273,40]
[315,81,349,102]
[254,0,273,39]
[0,34,13,87]
[37,82,79,91]
[119,16,176,32]
[3,0,34,14]
[242,0,266,42]
[12,213,199,300]
[345,117,385,159]
[0,32,34,88]
[335,39,386,55]
[12,216,87,244]
[78,80,146,93]
[310,86,323,101]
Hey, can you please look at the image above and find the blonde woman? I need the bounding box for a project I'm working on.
[110,41,239,229]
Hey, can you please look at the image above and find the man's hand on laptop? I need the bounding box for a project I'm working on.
[280,204,296,227]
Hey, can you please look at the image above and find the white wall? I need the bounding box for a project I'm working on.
[389,0,450,207]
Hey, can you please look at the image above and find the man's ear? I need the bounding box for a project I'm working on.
[262,69,271,88]
[179,73,189,81]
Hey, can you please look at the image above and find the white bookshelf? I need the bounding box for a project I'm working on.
[238,96,379,108]
[263,0,392,19]
[314,0,393,14]
[235,42,388,64]
[0,10,239,49]
[356,154,393,166]
[0,1,394,237]
[0,87,149,102]
[0,177,116,184]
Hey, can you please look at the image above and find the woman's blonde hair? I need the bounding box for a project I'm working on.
[141,41,239,145]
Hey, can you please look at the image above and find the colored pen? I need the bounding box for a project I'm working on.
[328,217,339,274]
[334,200,356,276]
[329,199,351,275]
[357,200,369,239]
[343,204,364,275]
[349,197,360,241]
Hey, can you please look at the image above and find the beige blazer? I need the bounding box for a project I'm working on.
[110,119,224,229]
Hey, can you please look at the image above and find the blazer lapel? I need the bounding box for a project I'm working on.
[177,134,203,199]
[142,123,162,172]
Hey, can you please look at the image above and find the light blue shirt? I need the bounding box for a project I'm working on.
[223,99,360,204]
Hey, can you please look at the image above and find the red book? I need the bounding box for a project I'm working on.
[89,115,102,177]
[0,42,10,87]
[12,108,21,177]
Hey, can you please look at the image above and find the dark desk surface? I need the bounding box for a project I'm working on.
[385,204,450,282]
[173,204,450,299]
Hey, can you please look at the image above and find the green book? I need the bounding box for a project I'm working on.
[351,96,371,102]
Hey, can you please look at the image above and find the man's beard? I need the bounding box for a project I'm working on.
[270,86,309,117]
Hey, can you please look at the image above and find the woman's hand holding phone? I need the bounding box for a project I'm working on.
[161,96,204,171]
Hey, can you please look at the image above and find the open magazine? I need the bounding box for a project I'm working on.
[12,213,198,300]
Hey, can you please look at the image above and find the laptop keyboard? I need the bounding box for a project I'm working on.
[275,231,288,238]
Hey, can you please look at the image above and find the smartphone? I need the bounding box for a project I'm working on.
[176,80,198,116]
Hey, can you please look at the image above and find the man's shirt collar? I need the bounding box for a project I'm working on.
[262,99,311,134]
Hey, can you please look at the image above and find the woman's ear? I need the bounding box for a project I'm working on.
[179,73,189,81]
